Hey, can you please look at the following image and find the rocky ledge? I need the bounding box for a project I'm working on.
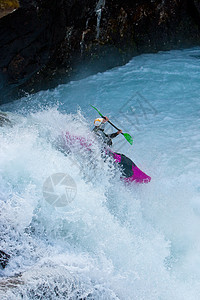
[0,0,200,103]
[0,250,10,269]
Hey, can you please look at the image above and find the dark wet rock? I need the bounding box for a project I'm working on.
[0,0,67,102]
[0,0,200,103]
[0,250,10,269]
[0,274,24,294]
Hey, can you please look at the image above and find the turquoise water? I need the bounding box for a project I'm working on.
[0,48,200,299]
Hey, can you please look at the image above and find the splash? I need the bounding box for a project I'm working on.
[1,48,200,299]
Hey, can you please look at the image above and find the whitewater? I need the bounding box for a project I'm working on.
[0,47,200,299]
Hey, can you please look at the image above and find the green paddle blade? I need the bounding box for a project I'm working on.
[90,105,103,117]
[123,133,133,145]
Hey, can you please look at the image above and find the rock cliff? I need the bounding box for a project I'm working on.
[0,0,200,103]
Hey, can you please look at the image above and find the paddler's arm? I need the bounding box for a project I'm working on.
[102,116,122,138]
[109,130,122,139]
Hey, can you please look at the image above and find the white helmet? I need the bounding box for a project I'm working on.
[94,118,104,127]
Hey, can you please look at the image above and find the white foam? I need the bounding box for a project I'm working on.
[1,47,200,299]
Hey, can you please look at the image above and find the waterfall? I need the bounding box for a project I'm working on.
[80,18,90,55]
[95,0,105,39]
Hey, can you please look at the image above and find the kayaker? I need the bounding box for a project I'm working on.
[93,116,122,146]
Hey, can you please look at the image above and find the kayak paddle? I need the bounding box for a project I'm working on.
[90,105,133,145]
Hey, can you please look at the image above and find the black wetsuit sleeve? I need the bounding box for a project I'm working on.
[107,132,119,139]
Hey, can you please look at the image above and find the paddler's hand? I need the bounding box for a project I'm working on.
[103,116,109,123]
[117,130,122,135]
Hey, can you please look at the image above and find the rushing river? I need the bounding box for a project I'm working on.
[0,47,200,299]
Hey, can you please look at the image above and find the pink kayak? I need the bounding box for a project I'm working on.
[110,150,151,183]
[64,131,151,184]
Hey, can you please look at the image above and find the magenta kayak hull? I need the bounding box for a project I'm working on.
[111,151,151,183]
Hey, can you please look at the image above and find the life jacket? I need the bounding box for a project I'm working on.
[93,125,113,146]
